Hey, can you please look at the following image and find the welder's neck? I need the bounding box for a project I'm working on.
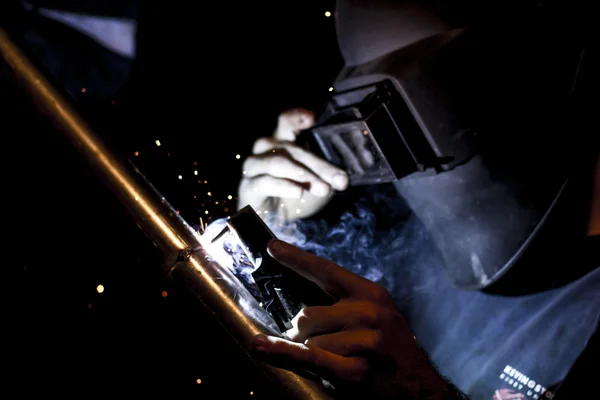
[587,153,600,237]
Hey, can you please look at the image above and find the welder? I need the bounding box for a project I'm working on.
[237,1,599,399]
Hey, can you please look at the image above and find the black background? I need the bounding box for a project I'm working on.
[3,1,341,397]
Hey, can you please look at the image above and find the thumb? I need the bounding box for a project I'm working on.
[274,108,315,141]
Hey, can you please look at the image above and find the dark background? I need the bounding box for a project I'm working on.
[2,1,341,397]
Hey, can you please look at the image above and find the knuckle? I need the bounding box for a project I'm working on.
[299,306,314,319]
[253,137,274,153]
[389,310,408,329]
[279,108,314,130]
[322,262,337,279]
[368,331,384,352]
[278,110,292,122]
[295,310,312,331]
[277,111,295,130]
[319,264,340,291]
[242,155,256,171]
[370,285,392,303]
[280,108,303,119]
[357,302,379,326]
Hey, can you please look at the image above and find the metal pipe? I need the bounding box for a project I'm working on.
[0,25,333,400]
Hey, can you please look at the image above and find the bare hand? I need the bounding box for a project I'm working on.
[251,239,456,399]
[237,109,349,219]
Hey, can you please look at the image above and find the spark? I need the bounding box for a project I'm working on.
[236,154,241,159]
[155,140,161,146]
[325,11,331,17]
[228,195,233,200]
[194,170,198,175]
[329,87,333,92]
[178,175,182,180]
[96,285,104,293]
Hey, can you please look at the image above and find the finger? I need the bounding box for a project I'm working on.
[286,301,379,342]
[253,138,349,190]
[243,154,330,197]
[239,175,304,200]
[350,130,375,167]
[330,134,365,175]
[304,329,382,357]
[267,239,374,298]
[252,334,369,383]
[252,137,277,154]
[274,108,315,141]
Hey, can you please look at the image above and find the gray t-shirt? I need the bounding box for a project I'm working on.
[394,223,600,399]
[283,197,599,400]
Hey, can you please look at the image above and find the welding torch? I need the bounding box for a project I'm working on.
[211,206,334,333]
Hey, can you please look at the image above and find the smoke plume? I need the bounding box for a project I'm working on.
[200,184,441,302]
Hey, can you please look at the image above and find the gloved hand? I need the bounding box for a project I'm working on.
[251,240,463,400]
[237,108,349,220]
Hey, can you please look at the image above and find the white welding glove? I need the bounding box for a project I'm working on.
[238,108,349,220]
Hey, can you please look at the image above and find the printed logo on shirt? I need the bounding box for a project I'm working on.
[492,365,555,400]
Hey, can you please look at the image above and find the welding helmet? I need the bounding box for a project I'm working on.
[298,0,594,290]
